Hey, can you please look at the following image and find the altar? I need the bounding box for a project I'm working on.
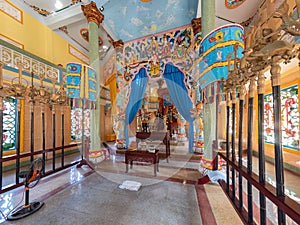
[125,149,159,176]
[136,131,170,162]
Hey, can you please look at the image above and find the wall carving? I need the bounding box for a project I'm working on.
[0,44,59,81]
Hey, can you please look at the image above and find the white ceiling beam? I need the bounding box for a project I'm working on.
[196,0,201,18]
[101,22,118,41]
[44,4,85,30]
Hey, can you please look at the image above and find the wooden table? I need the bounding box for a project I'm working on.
[125,150,159,176]
[136,131,170,162]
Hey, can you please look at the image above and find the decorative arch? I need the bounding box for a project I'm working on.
[123,63,195,152]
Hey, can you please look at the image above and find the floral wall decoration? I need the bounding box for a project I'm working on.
[71,108,90,141]
[264,85,299,150]
[2,97,17,151]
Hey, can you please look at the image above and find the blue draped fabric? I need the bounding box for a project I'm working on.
[163,63,195,153]
[125,68,149,148]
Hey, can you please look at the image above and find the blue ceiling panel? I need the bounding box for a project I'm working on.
[95,0,198,42]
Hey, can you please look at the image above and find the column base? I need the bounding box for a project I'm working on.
[115,139,126,149]
[200,157,222,171]
[76,159,94,170]
[197,175,210,185]
[198,157,226,184]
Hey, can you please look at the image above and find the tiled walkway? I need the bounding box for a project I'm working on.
[0,147,242,225]
[0,140,298,225]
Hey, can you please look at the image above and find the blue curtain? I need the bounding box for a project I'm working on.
[163,63,195,153]
[125,68,149,148]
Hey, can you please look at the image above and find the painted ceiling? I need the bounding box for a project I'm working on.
[10,0,263,60]
[95,0,199,42]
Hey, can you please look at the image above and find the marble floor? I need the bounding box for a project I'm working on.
[0,144,243,225]
[0,140,298,225]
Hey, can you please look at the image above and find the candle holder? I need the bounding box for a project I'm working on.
[36,75,51,105]
[28,72,39,104]
[38,85,51,105]
[50,81,67,105]
[5,63,28,99]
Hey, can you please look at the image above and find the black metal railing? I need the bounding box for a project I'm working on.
[219,79,300,224]
[218,153,300,225]
[0,102,82,194]
[0,143,82,194]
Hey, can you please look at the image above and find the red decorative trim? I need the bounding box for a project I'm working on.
[195,185,218,225]
[197,175,210,185]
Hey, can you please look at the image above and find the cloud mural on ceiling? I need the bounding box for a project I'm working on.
[97,0,198,42]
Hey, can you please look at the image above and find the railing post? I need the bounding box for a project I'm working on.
[30,102,34,162]
[226,91,231,192]
[52,106,56,170]
[238,84,245,210]
[257,70,266,225]
[15,101,21,184]
[231,90,236,201]
[247,77,255,224]
[270,55,286,225]
[29,71,36,163]
[61,109,65,167]
[81,99,85,161]
[42,107,46,171]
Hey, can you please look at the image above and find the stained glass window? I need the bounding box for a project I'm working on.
[264,85,299,150]
[2,97,17,151]
[70,108,90,141]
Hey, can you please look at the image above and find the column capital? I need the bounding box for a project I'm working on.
[231,89,237,104]
[81,2,104,27]
[248,77,256,98]
[226,92,231,106]
[239,85,245,100]
[113,40,124,51]
[270,55,281,87]
[191,17,202,35]
[257,71,265,94]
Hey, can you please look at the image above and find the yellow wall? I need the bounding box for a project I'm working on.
[0,0,87,157]
[0,0,85,66]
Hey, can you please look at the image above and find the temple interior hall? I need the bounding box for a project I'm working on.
[0,0,299,224]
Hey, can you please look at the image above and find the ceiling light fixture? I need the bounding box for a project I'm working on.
[99,6,104,12]
[55,0,63,10]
